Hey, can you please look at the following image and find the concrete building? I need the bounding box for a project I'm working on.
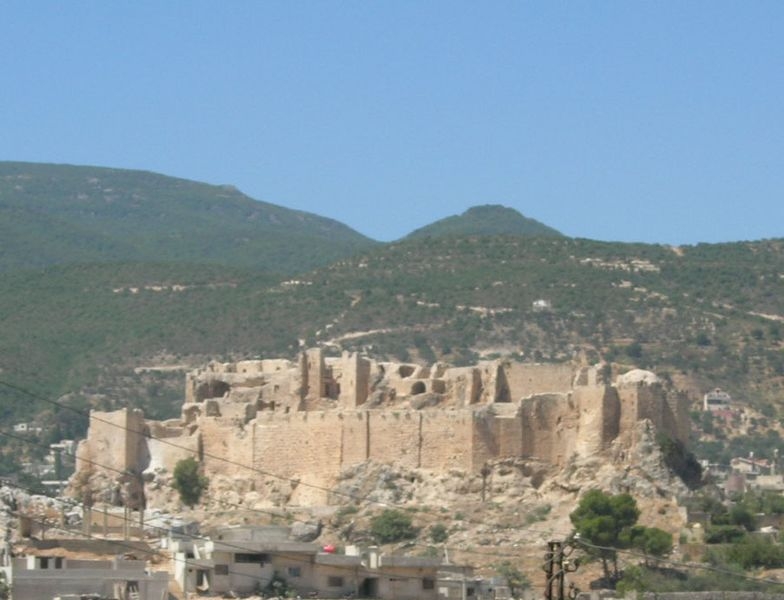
[703,388,732,412]
[1,554,169,600]
[171,526,451,600]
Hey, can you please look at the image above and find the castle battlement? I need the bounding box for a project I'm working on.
[72,350,688,507]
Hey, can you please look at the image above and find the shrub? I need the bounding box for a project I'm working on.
[370,509,418,544]
[429,523,448,543]
[172,457,208,508]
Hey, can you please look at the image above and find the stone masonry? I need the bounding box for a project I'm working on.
[72,350,688,506]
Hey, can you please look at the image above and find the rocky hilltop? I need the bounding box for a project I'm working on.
[70,351,689,515]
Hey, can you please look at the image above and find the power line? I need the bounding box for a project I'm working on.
[0,378,440,505]
[573,536,784,588]
[10,378,783,591]
[0,478,480,594]
[0,425,567,566]
[0,377,574,541]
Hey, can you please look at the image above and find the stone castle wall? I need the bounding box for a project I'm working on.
[503,363,576,400]
[72,351,689,507]
[75,408,147,475]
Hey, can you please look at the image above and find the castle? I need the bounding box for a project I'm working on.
[72,350,689,507]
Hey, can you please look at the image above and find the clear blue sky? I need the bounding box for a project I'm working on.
[2,2,782,244]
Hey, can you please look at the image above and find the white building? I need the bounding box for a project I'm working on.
[1,554,169,600]
[171,526,449,600]
[703,388,732,412]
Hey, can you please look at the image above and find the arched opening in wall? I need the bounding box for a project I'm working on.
[195,380,231,402]
[411,381,426,395]
[398,365,415,378]
[257,400,276,412]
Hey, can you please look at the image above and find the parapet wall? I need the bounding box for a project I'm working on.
[504,363,576,400]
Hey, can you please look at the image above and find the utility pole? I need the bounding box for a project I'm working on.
[543,540,580,600]
[543,542,556,600]
[54,446,62,497]
[480,463,491,502]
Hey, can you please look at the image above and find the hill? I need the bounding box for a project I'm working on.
[1,236,782,432]
[1,161,783,483]
[0,162,376,273]
[405,204,563,239]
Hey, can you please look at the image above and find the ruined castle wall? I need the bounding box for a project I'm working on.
[444,367,481,406]
[636,384,665,426]
[618,385,641,436]
[235,360,266,375]
[520,394,578,466]
[573,386,620,456]
[145,424,199,472]
[304,348,326,404]
[478,362,501,403]
[260,359,292,374]
[78,409,147,475]
[253,411,344,503]
[340,411,370,467]
[476,361,515,404]
[388,378,427,398]
[198,418,254,476]
[504,363,575,401]
[666,392,690,444]
[207,400,256,421]
[470,411,500,468]
[367,411,422,469]
[338,353,371,408]
[420,411,474,471]
[73,351,696,509]
[617,384,665,439]
[489,405,525,463]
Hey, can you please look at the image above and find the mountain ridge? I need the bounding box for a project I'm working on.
[0,161,782,438]
[405,204,563,240]
[0,161,377,273]
[1,163,572,275]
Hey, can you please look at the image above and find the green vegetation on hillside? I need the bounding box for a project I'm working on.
[2,162,783,485]
[0,162,376,273]
[1,235,782,437]
[405,204,563,239]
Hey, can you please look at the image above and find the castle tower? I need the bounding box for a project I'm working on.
[304,348,326,403]
[339,351,370,408]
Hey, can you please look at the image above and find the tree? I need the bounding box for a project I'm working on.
[622,525,672,566]
[494,561,530,597]
[172,457,208,508]
[429,523,448,543]
[370,509,417,544]
[728,504,757,531]
[570,490,640,582]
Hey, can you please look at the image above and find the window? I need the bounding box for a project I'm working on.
[328,576,344,587]
[214,564,229,576]
[54,557,63,569]
[288,566,301,577]
[235,553,269,564]
[422,578,435,590]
